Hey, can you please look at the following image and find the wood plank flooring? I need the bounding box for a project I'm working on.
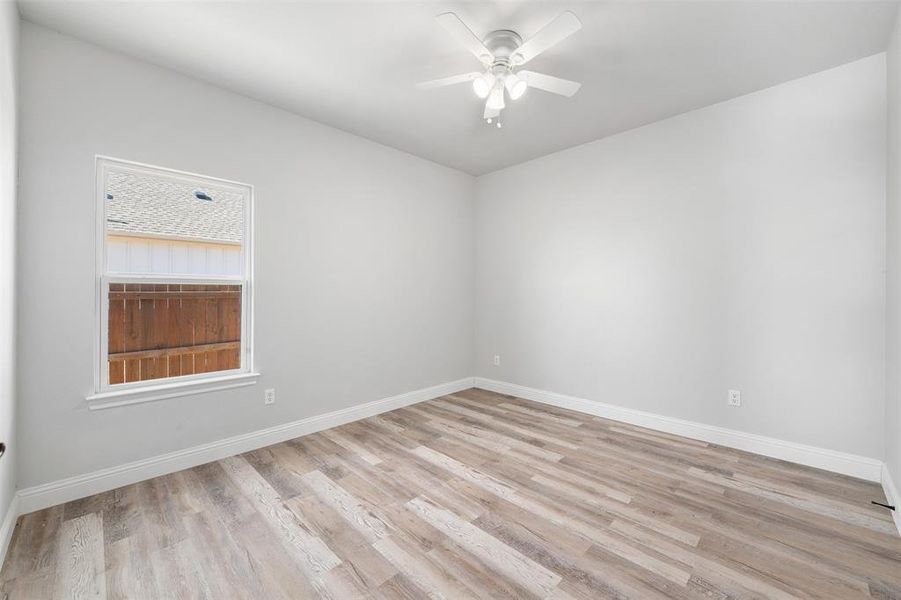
[2,388,900,599]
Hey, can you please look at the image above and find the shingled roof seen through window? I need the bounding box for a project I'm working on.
[105,170,244,244]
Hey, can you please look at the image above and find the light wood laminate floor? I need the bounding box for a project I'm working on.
[2,388,900,599]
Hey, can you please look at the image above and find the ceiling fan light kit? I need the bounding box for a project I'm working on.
[417,11,583,127]
[505,72,527,100]
[473,72,495,98]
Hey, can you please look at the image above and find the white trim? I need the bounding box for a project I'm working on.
[10,375,898,540]
[95,154,254,189]
[881,464,901,537]
[474,377,884,482]
[0,494,19,570]
[95,359,250,398]
[93,156,255,396]
[19,377,475,514]
[86,371,260,410]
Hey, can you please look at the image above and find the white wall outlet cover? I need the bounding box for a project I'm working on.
[728,390,741,406]
[493,355,501,366]
[264,389,276,405]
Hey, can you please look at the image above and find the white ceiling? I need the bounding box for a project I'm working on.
[18,1,900,175]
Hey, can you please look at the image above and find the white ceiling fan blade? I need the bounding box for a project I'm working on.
[436,12,493,65]
[416,72,481,90]
[513,11,582,65]
[483,103,500,120]
[518,71,581,97]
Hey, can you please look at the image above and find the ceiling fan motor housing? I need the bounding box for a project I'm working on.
[483,30,524,67]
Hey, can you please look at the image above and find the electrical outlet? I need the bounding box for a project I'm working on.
[728,389,741,407]
[493,355,501,366]
[264,388,276,405]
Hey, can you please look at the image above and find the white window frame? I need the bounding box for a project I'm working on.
[87,156,257,410]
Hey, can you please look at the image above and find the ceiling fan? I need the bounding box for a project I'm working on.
[416,11,583,127]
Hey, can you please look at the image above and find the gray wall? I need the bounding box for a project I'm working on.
[886,11,901,490]
[13,20,894,493]
[475,55,886,458]
[16,24,474,489]
[0,4,18,519]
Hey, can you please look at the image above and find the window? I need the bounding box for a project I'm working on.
[89,157,256,409]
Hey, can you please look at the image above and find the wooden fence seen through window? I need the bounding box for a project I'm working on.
[107,283,242,384]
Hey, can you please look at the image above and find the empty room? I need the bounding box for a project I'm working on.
[1,0,901,597]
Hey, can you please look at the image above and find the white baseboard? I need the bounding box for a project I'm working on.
[474,377,884,483]
[17,377,475,515]
[11,375,896,539]
[881,464,901,537]
[0,494,19,570]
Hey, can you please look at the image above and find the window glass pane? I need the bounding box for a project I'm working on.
[108,283,242,385]
[104,168,244,276]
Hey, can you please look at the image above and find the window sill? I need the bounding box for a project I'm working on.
[86,372,260,410]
